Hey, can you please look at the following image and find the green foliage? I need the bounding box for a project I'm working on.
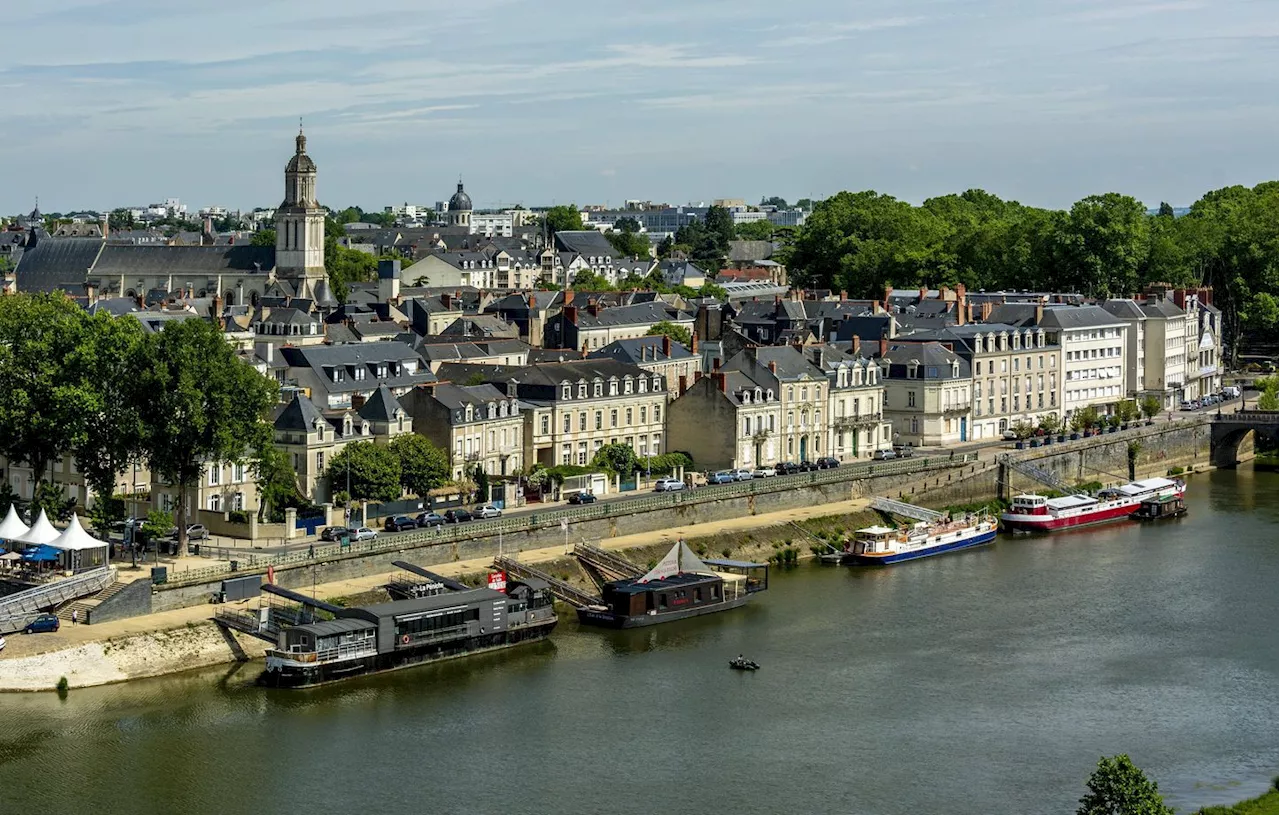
[1058,193,1150,297]
[734,220,776,241]
[137,318,278,553]
[325,232,379,303]
[592,443,638,475]
[389,434,450,497]
[250,229,275,247]
[1070,406,1102,432]
[1139,396,1163,420]
[542,205,583,236]
[645,320,693,346]
[1256,375,1279,410]
[254,442,302,523]
[472,464,489,502]
[656,235,675,258]
[1115,400,1141,423]
[761,196,788,209]
[140,509,173,542]
[325,441,402,503]
[1038,413,1062,435]
[1193,782,1278,815]
[87,494,126,534]
[1076,754,1174,815]
[56,676,69,694]
[605,229,651,259]
[1010,420,1036,440]
[567,270,615,291]
[30,481,76,523]
[644,451,693,473]
[0,481,16,517]
[673,206,734,271]
[75,313,148,506]
[1242,292,1278,333]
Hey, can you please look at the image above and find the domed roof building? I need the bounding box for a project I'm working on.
[448,179,472,228]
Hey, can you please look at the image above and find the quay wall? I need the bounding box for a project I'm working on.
[0,621,268,692]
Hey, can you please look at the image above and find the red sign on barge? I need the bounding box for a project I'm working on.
[1000,477,1185,533]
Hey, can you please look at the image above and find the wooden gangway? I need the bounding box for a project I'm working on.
[493,555,600,609]
[870,497,944,523]
[572,543,642,582]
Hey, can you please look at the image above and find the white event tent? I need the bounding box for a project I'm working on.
[0,505,30,546]
[14,509,60,546]
[48,514,111,570]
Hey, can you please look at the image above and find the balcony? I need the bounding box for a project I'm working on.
[833,413,882,429]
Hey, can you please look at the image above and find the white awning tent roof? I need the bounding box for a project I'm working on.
[48,514,109,552]
[0,505,30,539]
[14,510,60,545]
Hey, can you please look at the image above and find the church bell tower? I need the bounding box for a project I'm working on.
[274,125,327,297]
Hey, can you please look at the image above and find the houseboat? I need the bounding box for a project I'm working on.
[1000,477,1185,533]
[261,578,557,688]
[1133,494,1187,521]
[576,542,768,629]
[842,512,999,565]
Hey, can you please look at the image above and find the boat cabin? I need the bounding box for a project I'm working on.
[849,526,899,555]
[275,618,378,665]
[701,559,770,593]
[1135,495,1187,520]
[1010,495,1049,515]
[600,571,736,618]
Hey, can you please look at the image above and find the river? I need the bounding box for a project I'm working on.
[2,468,1275,815]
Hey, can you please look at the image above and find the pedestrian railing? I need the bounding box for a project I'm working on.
[160,454,976,589]
[0,566,115,628]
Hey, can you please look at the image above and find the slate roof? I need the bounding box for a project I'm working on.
[92,244,276,275]
[274,392,326,431]
[439,314,519,338]
[726,240,774,263]
[357,384,404,423]
[588,336,694,365]
[1140,299,1185,319]
[429,382,510,411]
[553,230,621,258]
[573,301,692,328]
[14,237,105,293]
[1102,299,1146,320]
[878,341,971,380]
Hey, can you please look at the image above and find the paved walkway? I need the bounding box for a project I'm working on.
[0,494,875,660]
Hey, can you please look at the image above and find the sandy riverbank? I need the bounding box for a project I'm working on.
[0,495,877,692]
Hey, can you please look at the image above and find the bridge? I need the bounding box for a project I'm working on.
[1210,410,1279,467]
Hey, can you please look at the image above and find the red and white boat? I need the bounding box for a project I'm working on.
[1001,477,1186,533]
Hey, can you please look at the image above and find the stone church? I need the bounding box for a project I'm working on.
[12,129,332,306]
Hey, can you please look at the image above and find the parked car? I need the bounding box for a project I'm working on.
[653,477,685,492]
[474,504,503,519]
[415,511,445,527]
[350,527,377,541]
[752,466,777,478]
[708,471,736,485]
[444,509,474,523]
[1180,400,1198,411]
[730,468,755,482]
[774,462,800,475]
[1001,429,1019,440]
[24,614,60,634]
[383,515,417,532]
[320,526,348,542]
[567,492,597,505]
[893,444,915,458]
[816,457,840,469]
[871,449,898,461]
[1224,385,1242,399]
[167,524,209,541]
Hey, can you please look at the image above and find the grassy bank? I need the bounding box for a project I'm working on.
[1195,779,1279,814]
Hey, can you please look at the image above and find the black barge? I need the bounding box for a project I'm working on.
[576,542,768,629]
[261,577,557,688]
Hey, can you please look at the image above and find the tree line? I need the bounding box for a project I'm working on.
[788,183,1278,360]
[0,294,278,554]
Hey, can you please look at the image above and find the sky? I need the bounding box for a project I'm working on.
[1,0,1276,215]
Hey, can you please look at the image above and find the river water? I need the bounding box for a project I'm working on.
[2,469,1275,815]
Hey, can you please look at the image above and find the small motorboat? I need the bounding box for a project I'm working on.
[729,656,759,671]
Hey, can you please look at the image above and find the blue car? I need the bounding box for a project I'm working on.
[25,614,60,634]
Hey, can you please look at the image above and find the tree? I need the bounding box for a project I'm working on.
[1115,400,1140,424]
[734,220,776,241]
[1242,291,1278,333]
[1076,754,1174,815]
[136,318,278,555]
[592,443,638,476]
[325,441,401,503]
[656,235,675,258]
[645,320,692,346]
[1156,201,1176,218]
[761,196,788,209]
[1038,413,1062,436]
[1056,193,1150,298]
[605,229,651,259]
[567,270,615,291]
[140,509,174,545]
[1139,396,1163,420]
[542,205,583,237]
[614,217,641,233]
[1010,420,1036,440]
[390,434,450,497]
[250,229,276,247]
[471,464,490,503]
[1257,375,1279,410]
[1070,406,1101,433]
[0,293,97,489]
[254,442,301,522]
[325,235,378,303]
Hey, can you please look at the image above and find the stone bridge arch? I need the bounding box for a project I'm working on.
[1210,411,1279,468]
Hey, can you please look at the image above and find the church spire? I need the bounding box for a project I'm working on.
[296,118,307,156]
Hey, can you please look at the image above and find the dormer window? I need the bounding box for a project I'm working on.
[952,362,960,378]
[766,389,774,401]
[907,362,919,379]
[754,388,762,402]
[488,403,496,419]
[623,377,633,395]
[578,383,587,398]
[638,378,647,393]
[652,375,661,391]
[741,390,751,404]
[465,405,473,421]
[562,384,572,400]
[609,379,618,396]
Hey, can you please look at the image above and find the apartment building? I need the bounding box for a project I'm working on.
[724,346,830,463]
[874,341,973,447]
[667,369,783,470]
[402,383,524,479]
[817,342,893,460]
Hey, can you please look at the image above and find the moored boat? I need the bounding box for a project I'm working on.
[1133,494,1187,521]
[841,512,998,565]
[1000,477,1184,533]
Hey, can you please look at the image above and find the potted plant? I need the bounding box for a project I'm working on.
[1140,395,1161,426]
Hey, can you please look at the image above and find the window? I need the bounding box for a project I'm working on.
[541,415,550,435]
[625,408,633,425]
[640,406,647,424]
[623,378,632,395]
[638,378,647,393]
[610,409,618,427]
[234,463,245,482]
[595,411,602,430]
[577,442,588,465]
[654,405,661,423]
[579,412,587,431]
[208,466,221,486]
[652,375,661,391]
[744,418,751,436]
[609,380,618,396]
[561,444,571,464]
[563,414,571,433]
[907,391,916,408]
[209,496,221,512]
[562,384,572,400]
[593,382,602,397]
[578,383,587,398]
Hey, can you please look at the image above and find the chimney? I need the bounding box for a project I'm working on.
[378,259,401,303]
[957,283,967,326]
[713,357,721,371]
[212,293,224,326]
[135,293,144,309]
[694,370,703,383]
[840,290,847,301]
[581,341,589,358]
[774,295,782,306]
[879,332,888,359]
[690,331,699,354]
[767,360,777,374]
[661,333,671,358]
[587,302,599,317]
[564,305,578,325]
[918,285,928,303]
[351,394,367,410]
[101,213,109,240]
[713,371,727,393]
[981,301,993,322]
[678,374,688,396]
[527,292,537,309]
[851,335,861,356]
[811,347,824,368]
[442,293,452,311]
[1034,303,1044,325]
[563,289,575,306]
[882,284,892,313]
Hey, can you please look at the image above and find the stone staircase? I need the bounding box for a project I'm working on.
[56,580,129,624]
